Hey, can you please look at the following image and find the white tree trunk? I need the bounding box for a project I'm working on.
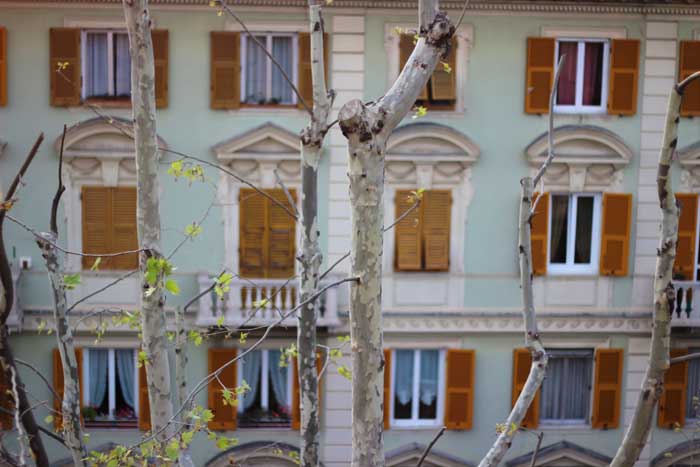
[338,4,453,465]
[122,0,175,448]
[175,307,194,467]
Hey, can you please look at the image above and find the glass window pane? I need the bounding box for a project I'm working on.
[86,33,109,98]
[687,348,700,419]
[268,349,291,423]
[87,348,109,416]
[240,350,263,424]
[418,350,439,420]
[394,350,414,420]
[271,36,293,104]
[550,195,569,264]
[541,350,593,421]
[114,349,136,419]
[114,33,131,97]
[556,41,578,106]
[582,42,604,106]
[245,36,268,104]
[574,196,594,264]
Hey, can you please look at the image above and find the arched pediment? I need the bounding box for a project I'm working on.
[387,122,480,164]
[678,141,700,190]
[651,440,700,467]
[506,441,611,467]
[212,122,299,163]
[205,441,306,467]
[386,442,471,467]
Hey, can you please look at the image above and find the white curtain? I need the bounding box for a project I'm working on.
[419,350,439,406]
[394,350,414,406]
[241,350,262,411]
[687,350,700,419]
[541,349,593,421]
[88,349,109,408]
[271,36,293,104]
[245,36,267,103]
[116,349,135,410]
[268,350,288,407]
[86,33,109,97]
[114,33,131,97]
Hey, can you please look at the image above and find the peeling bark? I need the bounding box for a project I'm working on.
[175,307,194,467]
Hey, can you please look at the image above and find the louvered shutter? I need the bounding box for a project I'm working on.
[152,29,168,109]
[673,194,698,280]
[394,190,422,271]
[658,348,688,429]
[431,38,457,101]
[297,32,329,109]
[50,28,81,107]
[591,348,623,429]
[0,365,12,430]
[399,34,428,100]
[82,187,111,269]
[292,353,324,430]
[267,189,296,279]
[599,193,632,276]
[383,349,391,430]
[111,187,138,270]
[0,27,6,107]
[530,193,549,276]
[512,348,539,428]
[52,348,83,430]
[680,41,700,117]
[210,32,240,109]
[138,364,151,431]
[525,37,554,114]
[423,190,451,271]
[208,348,237,431]
[239,189,267,278]
[444,349,474,430]
[607,39,640,116]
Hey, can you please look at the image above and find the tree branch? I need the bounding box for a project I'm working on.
[415,426,446,467]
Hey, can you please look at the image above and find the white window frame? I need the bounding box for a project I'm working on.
[553,38,610,115]
[547,192,602,276]
[82,348,139,421]
[539,349,595,428]
[236,349,293,414]
[240,33,299,106]
[389,349,446,428]
[80,29,130,100]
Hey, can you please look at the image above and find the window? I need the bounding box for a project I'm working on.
[82,30,131,100]
[398,35,457,110]
[241,34,297,105]
[391,349,445,427]
[238,349,292,427]
[687,348,700,420]
[540,349,594,425]
[82,348,138,427]
[554,39,609,114]
[548,193,602,274]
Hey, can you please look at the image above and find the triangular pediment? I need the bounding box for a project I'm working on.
[212,122,299,162]
[679,140,700,167]
[525,125,632,167]
[506,441,611,467]
[387,122,480,164]
[651,439,700,467]
[386,443,471,467]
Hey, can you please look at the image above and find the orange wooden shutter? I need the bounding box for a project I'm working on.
[525,37,554,114]
[82,186,111,269]
[530,193,549,276]
[110,187,138,270]
[423,190,451,271]
[658,348,688,429]
[207,348,237,430]
[210,31,240,109]
[400,34,428,100]
[608,39,640,116]
[239,189,267,278]
[292,353,324,430]
[599,193,632,276]
[679,41,700,117]
[591,348,623,429]
[512,348,539,428]
[383,349,391,430]
[52,347,83,430]
[0,364,12,430]
[138,364,151,431]
[431,38,457,101]
[50,28,81,107]
[444,349,474,430]
[673,194,698,280]
[395,190,422,271]
[297,32,329,109]
[0,27,6,107]
[152,29,168,109]
[267,189,297,279]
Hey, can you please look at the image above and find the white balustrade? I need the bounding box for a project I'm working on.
[671,280,700,328]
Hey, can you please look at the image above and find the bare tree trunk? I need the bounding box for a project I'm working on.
[609,71,700,467]
[175,307,194,467]
[123,0,175,448]
[338,4,453,465]
[297,2,332,467]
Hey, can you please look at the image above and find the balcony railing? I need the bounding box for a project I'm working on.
[195,274,341,328]
[671,280,700,327]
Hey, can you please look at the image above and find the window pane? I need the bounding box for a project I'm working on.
[115,349,136,419]
[550,195,569,263]
[582,42,604,106]
[268,349,291,422]
[418,350,439,420]
[541,350,593,421]
[394,350,414,420]
[556,41,578,106]
[574,196,594,264]
[240,350,263,423]
[271,36,293,104]
[87,349,109,416]
[245,36,268,104]
[687,348,700,419]
[86,33,109,98]
[114,33,131,97]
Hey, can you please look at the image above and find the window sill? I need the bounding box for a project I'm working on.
[538,422,591,431]
[230,106,305,116]
[83,98,132,109]
[85,420,138,429]
[387,424,443,431]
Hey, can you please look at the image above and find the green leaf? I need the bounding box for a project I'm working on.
[138,350,148,367]
[165,438,180,460]
[165,279,180,295]
[63,273,81,290]
[238,332,248,344]
[44,415,54,424]
[90,257,102,271]
[337,365,352,380]
[185,222,203,238]
[202,409,214,423]
[216,315,225,327]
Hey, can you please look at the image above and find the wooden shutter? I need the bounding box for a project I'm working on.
[431,37,457,101]
[525,37,554,114]
[152,29,168,109]
[52,347,83,430]
[239,189,267,278]
[0,365,13,430]
[680,41,700,117]
[267,189,297,279]
[210,31,240,109]
[110,187,138,270]
[292,354,324,430]
[530,193,549,276]
[512,348,539,428]
[394,190,422,271]
[207,348,237,430]
[591,348,623,429]
[599,193,632,276]
[444,349,474,430]
[399,34,428,100]
[138,364,151,431]
[50,28,81,107]
[658,348,688,429]
[673,194,698,280]
[0,27,6,107]
[423,190,451,271]
[82,187,111,269]
[297,32,330,109]
[607,39,640,116]
[383,349,391,430]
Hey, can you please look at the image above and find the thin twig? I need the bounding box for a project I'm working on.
[454,0,470,30]
[8,367,26,467]
[49,126,67,236]
[274,169,300,218]
[14,359,61,405]
[319,252,349,282]
[1,134,44,219]
[384,198,421,233]
[416,426,446,467]
[184,270,225,314]
[528,431,544,467]
[671,352,700,365]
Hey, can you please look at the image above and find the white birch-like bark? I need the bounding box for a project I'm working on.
[297,2,332,466]
[609,72,700,467]
[175,307,195,467]
[338,3,453,465]
[122,0,175,448]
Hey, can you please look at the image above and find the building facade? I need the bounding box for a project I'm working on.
[0,0,699,466]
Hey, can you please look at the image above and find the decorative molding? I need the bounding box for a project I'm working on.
[205,441,303,467]
[386,443,470,467]
[506,441,612,467]
[63,16,128,28]
[225,19,307,33]
[540,25,627,39]
[650,440,700,467]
